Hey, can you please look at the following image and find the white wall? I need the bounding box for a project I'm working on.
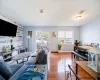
[23,26,80,52]
[80,18,100,46]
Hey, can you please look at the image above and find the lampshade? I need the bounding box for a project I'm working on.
[26,36,31,39]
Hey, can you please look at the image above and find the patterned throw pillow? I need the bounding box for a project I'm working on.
[27,65,45,74]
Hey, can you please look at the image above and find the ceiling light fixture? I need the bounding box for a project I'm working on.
[78,10,85,14]
[76,16,82,19]
[75,10,85,20]
[71,10,86,20]
[39,9,44,13]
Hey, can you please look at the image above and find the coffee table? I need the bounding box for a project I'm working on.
[75,61,100,80]
[9,65,47,80]
[12,52,35,64]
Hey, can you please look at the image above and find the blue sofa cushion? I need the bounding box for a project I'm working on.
[25,57,36,65]
[0,61,12,80]
[0,75,5,80]
[9,64,23,75]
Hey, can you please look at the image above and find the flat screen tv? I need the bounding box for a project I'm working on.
[0,19,18,37]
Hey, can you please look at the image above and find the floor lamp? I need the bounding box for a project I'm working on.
[27,36,30,51]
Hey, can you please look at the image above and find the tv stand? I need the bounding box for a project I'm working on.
[2,51,12,61]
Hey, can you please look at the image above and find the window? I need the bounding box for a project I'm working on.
[36,31,49,40]
[58,31,65,38]
[65,31,73,38]
[58,31,74,43]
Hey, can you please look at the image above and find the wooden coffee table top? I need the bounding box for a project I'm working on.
[75,61,100,80]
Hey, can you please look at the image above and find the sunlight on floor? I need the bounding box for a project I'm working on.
[58,57,72,72]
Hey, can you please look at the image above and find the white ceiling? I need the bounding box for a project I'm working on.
[0,0,100,27]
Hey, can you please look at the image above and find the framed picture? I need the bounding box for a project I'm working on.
[28,31,32,38]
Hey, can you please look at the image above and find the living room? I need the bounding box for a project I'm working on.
[0,0,100,80]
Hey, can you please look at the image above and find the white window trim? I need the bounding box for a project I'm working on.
[58,31,74,43]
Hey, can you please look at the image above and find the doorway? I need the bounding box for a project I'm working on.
[36,31,49,52]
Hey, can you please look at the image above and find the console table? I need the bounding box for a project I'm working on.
[73,46,94,61]
[77,46,94,50]
[71,51,88,61]
[75,61,100,80]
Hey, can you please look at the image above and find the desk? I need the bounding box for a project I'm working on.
[75,61,100,80]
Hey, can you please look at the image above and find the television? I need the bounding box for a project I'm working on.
[0,19,18,37]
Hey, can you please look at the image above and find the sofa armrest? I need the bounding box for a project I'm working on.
[0,75,5,80]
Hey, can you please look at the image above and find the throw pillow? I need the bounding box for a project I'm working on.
[0,61,12,80]
[35,50,45,64]
[0,56,3,61]
[41,54,47,64]
[34,54,39,64]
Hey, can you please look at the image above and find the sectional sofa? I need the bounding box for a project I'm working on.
[0,50,47,80]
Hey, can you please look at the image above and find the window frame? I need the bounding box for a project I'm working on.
[58,31,74,43]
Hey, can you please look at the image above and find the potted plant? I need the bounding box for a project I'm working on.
[58,40,64,53]
[58,44,62,53]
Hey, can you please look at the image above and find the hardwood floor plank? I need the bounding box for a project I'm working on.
[48,52,94,80]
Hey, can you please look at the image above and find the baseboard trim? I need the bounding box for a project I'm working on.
[51,51,72,53]
[51,51,58,53]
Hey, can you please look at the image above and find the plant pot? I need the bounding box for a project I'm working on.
[58,50,61,53]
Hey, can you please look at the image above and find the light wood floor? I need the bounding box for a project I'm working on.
[47,52,94,80]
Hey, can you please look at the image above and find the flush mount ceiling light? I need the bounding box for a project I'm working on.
[78,10,85,14]
[71,10,87,20]
[76,16,82,19]
[75,10,85,20]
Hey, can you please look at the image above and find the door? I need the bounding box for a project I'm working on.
[36,31,49,52]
